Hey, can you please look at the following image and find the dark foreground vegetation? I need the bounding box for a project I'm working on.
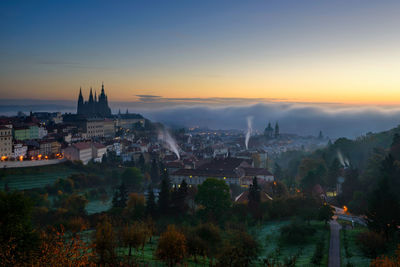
[1,126,400,266]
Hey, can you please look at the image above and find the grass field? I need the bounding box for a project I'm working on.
[119,220,330,266]
[340,225,371,267]
[253,220,330,266]
[86,199,112,215]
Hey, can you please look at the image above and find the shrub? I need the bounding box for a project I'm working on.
[356,231,386,258]
[311,238,325,265]
[279,220,316,245]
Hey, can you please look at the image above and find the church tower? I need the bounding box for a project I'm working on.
[76,83,112,117]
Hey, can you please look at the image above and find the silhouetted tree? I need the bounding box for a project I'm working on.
[138,154,145,172]
[274,163,283,181]
[156,225,187,267]
[112,183,128,208]
[0,191,38,261]
[326,158,341,189]
[318,203,334,225]
[248,177,261,219]
[121,167,143,192]
[172,179,189,215]
[158,171,171,216]
[366,155,400,239]
[150,158,160,184]
[195,178,231,222]
[94,218,117,265]
[146,186,157,218]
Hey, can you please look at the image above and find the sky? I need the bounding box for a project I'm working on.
[1,0,400,105]
[2,1,400,138]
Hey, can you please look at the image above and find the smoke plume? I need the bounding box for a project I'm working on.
[245,116,253,150]
[158,129,180,160]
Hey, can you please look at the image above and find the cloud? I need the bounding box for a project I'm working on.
[132,96,288,106]
[135,95,162,102]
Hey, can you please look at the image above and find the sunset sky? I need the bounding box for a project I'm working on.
[1,0,400,105]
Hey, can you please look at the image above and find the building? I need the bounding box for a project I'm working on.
[64,142,107,164]
[92,142,107,162]
[64,142,93,164]
[13,125,39,141]
[242,168,274,182]
[264,122,274,138]
[63,115,115,139]
[115,112,145,130]
[235,190,273,203]
[85,119,105,138]
[13,143,27,159]
[171,158,252,187]
[103,119,115,137]
[38,126,48,139]
[77,83,112,117]
[0,125,13,159]
[39,140,61,157]
[171,168,242,186]
[39,141,52,156]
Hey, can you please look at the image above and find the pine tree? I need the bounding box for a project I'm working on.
[146,186,157,218]
[158,170,171,216]
[274,163,283,180]
[138,154,145,172]
[150,158,160,185]
[172,180,189,215]
[248,177,261,219]
[112,183,128,208]
[326,158,341,188]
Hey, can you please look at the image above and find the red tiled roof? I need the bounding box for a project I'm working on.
[235,190,273,203]
[242,168,273,176]
[172,168,240,178]
[92,142,106,149]
[165,161,184,168]
[198,157,252,171]
[72,142,92,150]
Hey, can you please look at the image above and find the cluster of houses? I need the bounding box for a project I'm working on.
[0,111,144,164]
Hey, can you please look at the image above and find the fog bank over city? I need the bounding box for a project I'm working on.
[1,98,400,139]
[142,103,400,139]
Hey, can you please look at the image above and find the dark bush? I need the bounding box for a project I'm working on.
[311,238,324,265]
[356,231,386,258]
[279,220,316,245]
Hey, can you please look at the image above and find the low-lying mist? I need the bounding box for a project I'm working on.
[140,103,400,139]
[2,98,400,139]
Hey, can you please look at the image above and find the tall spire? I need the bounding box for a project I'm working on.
[77,87,84,114]
[78,87,83,102]
[94,91,97,102]
[89,87,94,102]
[101,82,105,94]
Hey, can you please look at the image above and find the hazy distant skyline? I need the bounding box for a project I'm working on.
[2,1,400,104]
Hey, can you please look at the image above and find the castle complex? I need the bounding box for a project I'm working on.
[77,83,112,117]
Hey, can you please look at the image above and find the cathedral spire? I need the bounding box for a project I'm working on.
[89,87,94,102]
[78,87,83,102]
[94,91,97,102]
[101,82,105,94]
[77,87,84,115]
